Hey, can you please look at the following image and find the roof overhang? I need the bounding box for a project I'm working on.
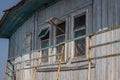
[0,0,59,38]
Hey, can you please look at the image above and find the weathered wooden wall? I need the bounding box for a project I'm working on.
[13,27,120,80]
[9,0,93,57]
[93,0,120,31]
[8,0,120,80]
[9,16,34,57]
[9,0,120,57]
[90,28,120,80]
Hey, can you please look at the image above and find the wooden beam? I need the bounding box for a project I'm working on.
[37,64,95,72]
[56,45,64,80]
[88,37,91,80]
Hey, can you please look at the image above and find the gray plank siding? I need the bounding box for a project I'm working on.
[102,0,108,29]
[8,0,120,80]
[9,0,93,57]
[9,16,34,57]
[9,0,120,57]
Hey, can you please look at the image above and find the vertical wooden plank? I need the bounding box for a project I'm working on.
[96,0,102,32]
[87,5,93,35]
[111,30,114,80]
[102,0,108,29]
[93,0,97,33]
[116,29,120,80]
[115,0,120,26]
[108,0,114,28]
[95,33,102,80]
[101,32,107,80]
[107,31,111,80]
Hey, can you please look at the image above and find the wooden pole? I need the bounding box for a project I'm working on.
[56,45,64,80]
[32,59,39,80]
[88,37,91,80]
[32,68,37,80]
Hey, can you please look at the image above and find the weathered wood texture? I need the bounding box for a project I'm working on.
[13,27,120,80]
[9,0,93,57]
[9,0,120,57]
[8,0,120,80]
[90,28,120,80]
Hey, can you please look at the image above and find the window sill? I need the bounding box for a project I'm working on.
[41,62,49,67]
[39,60,67,68]
[37,63,95,72]
[71,55,87,63]
[55,60,66,64]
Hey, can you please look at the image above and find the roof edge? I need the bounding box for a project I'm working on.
[0,0,26,26]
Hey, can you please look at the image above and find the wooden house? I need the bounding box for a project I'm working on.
[0,0,120,80]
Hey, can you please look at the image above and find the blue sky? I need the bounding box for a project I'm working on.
[0,0,20,80]
[0,0,20,19]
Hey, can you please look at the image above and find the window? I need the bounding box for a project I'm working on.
[56,22,66,61]
[39,28,49,63]
[73,14,86,57]
[23,33,32,52]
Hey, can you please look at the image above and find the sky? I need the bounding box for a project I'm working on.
[0,0,20,19]
[0,0,20,80]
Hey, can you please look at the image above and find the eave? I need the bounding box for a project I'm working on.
[0,0,59,38]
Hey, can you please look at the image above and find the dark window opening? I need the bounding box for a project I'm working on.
[74,29,86,38]
[56,21,66,61]
[41,32,49,42]
[74,14,86,29]
[74,14,86,57]
[41,30,49,63]
[56,22,66,36]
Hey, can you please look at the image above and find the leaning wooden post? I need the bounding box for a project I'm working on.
[88,36,91,80]
[32,58,39,80]
[56,45,64,80]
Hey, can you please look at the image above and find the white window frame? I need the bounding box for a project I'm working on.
[54,18,67,63]
[71,9,88,61]
[40,25,51,64]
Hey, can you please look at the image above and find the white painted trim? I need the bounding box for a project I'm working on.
[40,25,51,64]
[71,8,88,59]
[54,17,68,62]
